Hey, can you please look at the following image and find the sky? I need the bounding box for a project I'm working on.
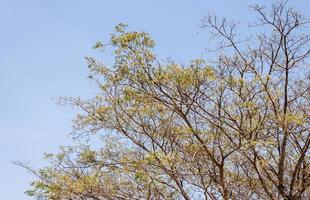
[0,0,309,199]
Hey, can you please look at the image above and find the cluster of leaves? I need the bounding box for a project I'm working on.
[24,2,310,200]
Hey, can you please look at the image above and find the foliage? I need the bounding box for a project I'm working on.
[22,2,310,200]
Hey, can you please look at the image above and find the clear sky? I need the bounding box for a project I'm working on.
[0,0,309,199]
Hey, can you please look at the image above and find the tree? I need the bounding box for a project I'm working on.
[21,1,310,199]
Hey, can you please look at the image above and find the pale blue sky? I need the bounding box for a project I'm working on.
[0,0,309,199]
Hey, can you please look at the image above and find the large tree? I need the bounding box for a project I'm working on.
[22,2,310,200]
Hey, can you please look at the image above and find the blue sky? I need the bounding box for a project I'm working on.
[0,0,309,199]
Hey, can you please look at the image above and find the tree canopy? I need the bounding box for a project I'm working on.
[22,2,310,200]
